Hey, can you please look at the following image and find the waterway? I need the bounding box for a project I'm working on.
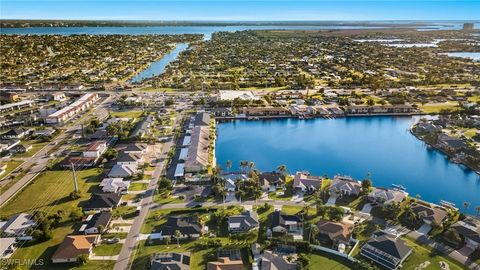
[129,43,188,83]
[216,117,480,212]
[443,52,480,61]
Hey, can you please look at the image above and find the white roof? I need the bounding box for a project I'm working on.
[0,238,16,254]
[182,136,191,146]
[0,100,34,111]
[174,163,185,177]
[179,148,188,160]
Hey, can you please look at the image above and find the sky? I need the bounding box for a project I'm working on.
[1,0,479,21]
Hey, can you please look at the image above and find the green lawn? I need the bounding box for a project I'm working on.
[307,251,353,270]
[0,159,23,180]
[93,243,123,256]
[419,102,460,114]
[153,194,184,205]
[401,237,466,270]
[0,168,103,217]
[281,205,304,215]
[13,140,49,158]
[112,206,137,219]
[110,110,144,119]
[128,182,148,191]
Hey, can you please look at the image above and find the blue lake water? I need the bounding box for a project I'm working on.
[444,52,480,61]
[130,43,188,83]
[216,117,480,211]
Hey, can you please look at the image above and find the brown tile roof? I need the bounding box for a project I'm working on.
[51,235,98,260]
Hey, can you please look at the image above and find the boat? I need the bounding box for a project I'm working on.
[391,184,406,191]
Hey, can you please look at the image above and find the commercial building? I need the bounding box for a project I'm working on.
[46,93,98,124]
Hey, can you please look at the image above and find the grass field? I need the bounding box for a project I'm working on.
[402,237,466,270]
[0,159,23,180]
[110,110,144,119]
[128,182,148,191]
[307,251,353,270]
[0,168,103,217]
[418,102,460,114]
[93,243,123,256]
[13,140,49,158]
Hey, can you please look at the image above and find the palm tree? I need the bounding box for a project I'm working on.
[277,164,287,175]
[463,202,471,213]
[240,160,248,173]
[226,160,232,173]
[174,230,181,247]
[475,206,480,217]
[248,161,256,172]
[164,236,171,247]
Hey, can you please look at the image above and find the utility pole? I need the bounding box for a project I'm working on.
[71,162,79,192]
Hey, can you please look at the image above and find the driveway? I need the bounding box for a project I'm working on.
[291,191,304,202]
[325,195,337,206]
[416,223,432,236]
[360,203,373,214]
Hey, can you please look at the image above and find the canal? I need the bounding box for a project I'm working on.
[216,116,480,212]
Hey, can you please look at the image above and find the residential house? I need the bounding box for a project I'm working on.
[451,217,480,250]
[316,220,353,250]
[160,216,203,239]
[51,235,99,263]
[150,252,191,270]
[83,193,121,212]
[130,115,153,139]
[184,126,210,173]
[0,139,20,153]
[293,171,322,193]
[259,172,286,192]
[368,188,408,205]
[1,128,27,139]
[260,250,298,270]
[211,108,233,117]
[83,140,107,159]
[100,178,129,193]
[360,232,412,270]
[438,134,467,151]
[59,157,97,169]
[329,176,362,197]
[79,212,112,235]
[0,213,36,240]
[410,203,448,225]
[228,210,259,233]
[0,238,16,259]
[117,143,147,155]
[108,164,137,178]
[269,210,303,240]
[9,144,32,154]
[194,112,211,126]
[207,257,243,270]
[116,152,142,166]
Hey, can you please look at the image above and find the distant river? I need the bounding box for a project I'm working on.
[216,117,480,212]
[130,43,188,83]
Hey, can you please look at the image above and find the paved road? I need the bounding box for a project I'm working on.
[113,113,181,270]
[0,95,113,206]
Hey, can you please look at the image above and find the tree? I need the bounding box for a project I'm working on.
[277,164,287,175]
[226,160,232,172]
[164,236,171,246]
[175,230,181,247]
[77,254,89,265]
[69,207,84,221]
[69,190,81,200]
[103,148,118,161]
[366,98,375,106]
[475,206,480,217]
[463,201,471,213]
[298,254,310,270]
[361,179,372,192]
[97,225,105,233]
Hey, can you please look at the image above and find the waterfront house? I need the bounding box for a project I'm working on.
[51,235,99,263]
[99,178,129,193]
[107,164,137,178]
[269,210,303,240]
[329,176,362,197]
[211,107,233,117]
[293,171,322,193]
[316,220,353,250]
[0,213,36,240]
[344,105,417,115]
[242,107,290,117]
[259,172,286,192]
[410,203,448,226]
[368,188,408,205]
[194,112,211,126]
[451,217,480,250]
[83,193,121,212]
[184,126,210,173]
[159,216,203,239]
[413,122,442,134]
[437,134,467,151]
[360,232,412,270]
[79,211,112,235]
[228,210,259,233]
[150,252,191,270]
